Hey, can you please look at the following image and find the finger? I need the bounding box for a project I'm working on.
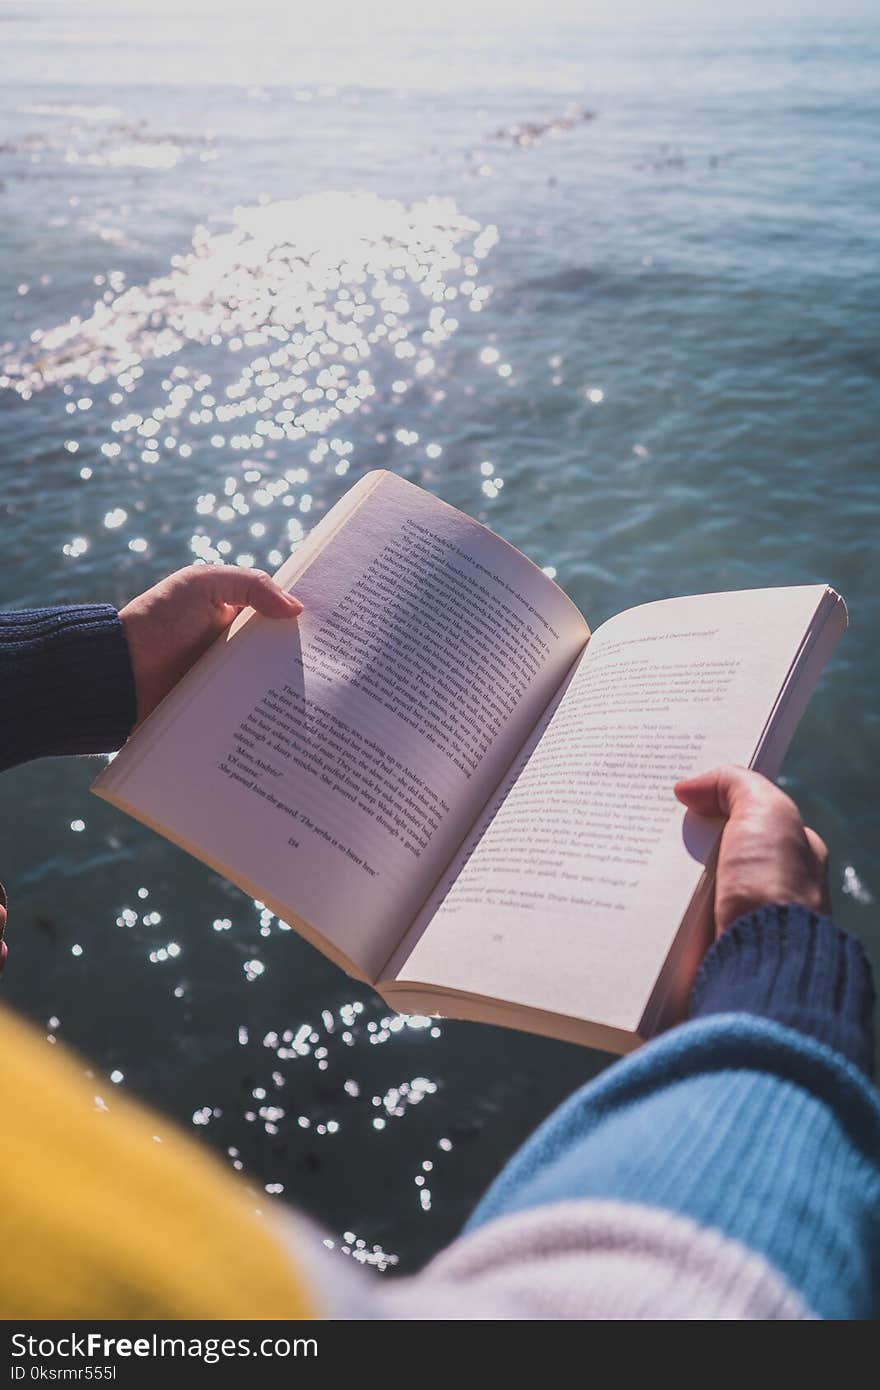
[674,765,776,819]
[803,826,828,867]
[237,571,304,619]
[191,566,303,618]
[804,825,832,914]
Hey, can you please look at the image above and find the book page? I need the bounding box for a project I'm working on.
[95,471,589,981]
[389,586,835,1031]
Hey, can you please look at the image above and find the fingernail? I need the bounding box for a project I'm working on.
[285,594,304,615]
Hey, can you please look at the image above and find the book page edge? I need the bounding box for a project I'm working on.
[378,979,641,1056]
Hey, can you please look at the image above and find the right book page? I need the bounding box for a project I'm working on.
[386,585,846,1040]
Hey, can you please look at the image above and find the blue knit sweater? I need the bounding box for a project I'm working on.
[1,604,878,1318]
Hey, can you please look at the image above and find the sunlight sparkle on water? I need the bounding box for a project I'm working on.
[2,191,495,576]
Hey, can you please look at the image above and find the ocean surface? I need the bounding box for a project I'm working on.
[1,0,878,1274]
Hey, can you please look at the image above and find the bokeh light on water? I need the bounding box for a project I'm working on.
[2,191,497,583]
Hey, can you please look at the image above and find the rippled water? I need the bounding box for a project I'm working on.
[1,1,878,1272]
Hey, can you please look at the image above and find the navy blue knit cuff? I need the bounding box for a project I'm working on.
[689,904,875,1077]
[0,606,136,771]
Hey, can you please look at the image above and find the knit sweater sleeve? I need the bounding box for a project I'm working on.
[453,907,879,1320]
[689,903,875,1077]
[0,606,136,771]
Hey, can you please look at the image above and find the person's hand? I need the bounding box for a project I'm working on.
[674,765,830,936]
[120,565,303,726]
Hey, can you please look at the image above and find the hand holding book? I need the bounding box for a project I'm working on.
[120,565,304,727]
[675,766,831,935]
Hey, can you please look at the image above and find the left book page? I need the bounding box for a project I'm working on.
[93,471,590,982]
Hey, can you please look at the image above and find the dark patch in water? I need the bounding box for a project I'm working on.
[492,106,595,148]
[519,267,601,294]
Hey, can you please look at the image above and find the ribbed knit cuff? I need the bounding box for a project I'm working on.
[0,606,136,771]
[689,904,875,1077]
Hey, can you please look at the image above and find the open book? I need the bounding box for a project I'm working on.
[93,471,847,1054]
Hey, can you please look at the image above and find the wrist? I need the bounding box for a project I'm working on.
[0,605,137,768]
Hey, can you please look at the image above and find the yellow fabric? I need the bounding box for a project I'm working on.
[0,1006,313,1319]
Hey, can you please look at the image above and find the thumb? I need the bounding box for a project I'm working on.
[240,571,304,620]
[674,764,769,819]
[198,567,303,619]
